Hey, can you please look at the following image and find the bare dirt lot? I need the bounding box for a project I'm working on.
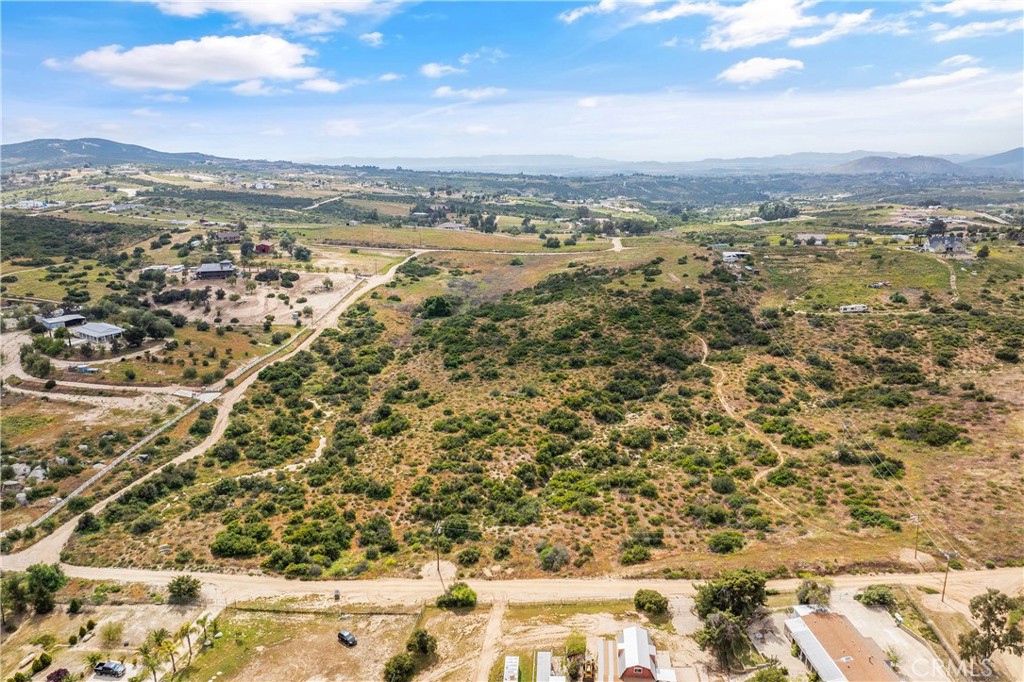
[179,608,418,682]
[164,270,360,327]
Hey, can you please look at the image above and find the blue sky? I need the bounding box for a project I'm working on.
[2,0,1022,161]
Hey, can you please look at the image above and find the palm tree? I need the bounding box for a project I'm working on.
[135,642,160,682]
[141,652,161,682]
[160,639,178,676]
[195,613,210,646]
[84,651,103,675]
[149,627,171,646]
[177,621,196,665]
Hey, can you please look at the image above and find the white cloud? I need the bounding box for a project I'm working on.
[926,0,1021,16]
[932,16,1023,40]
[718,57,804,84]
[577,97,604,108]
[131,107,161,117]
[325,118,362,137]
[558,0,620,24]
[789,10,873,47]
[146,93,189,103]
[610,0,887,51]
[297,78,349,93]
[459,47,508,65]
[940,54,979,67]
[147,1,398,34]
[60,35,319,90]
[890,66,989,89]
[433,86,507,101]
[231,79,278,96]
[379,72,403,82]
[420,62,465,78]
[661,37,680,47]
[359,32,384,47]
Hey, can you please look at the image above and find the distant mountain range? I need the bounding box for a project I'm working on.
[1,137,1020,178]
[834,150,1023,177]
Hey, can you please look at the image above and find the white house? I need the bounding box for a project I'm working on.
[598,626,677,682]
[503,655,519,682]
[71,322,126,343]
[785,605,898,682]
[722,251,751,263]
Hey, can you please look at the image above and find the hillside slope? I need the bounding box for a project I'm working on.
[1,138,226,171]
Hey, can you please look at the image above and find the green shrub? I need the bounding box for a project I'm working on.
[457,546,481,566]
[855,584,897,608]
[634,589,669,616]
[620,544,651,565]
[436,582,477,608]
[383,653,416,682]
[405,628,437,656]
[708,531,745,554]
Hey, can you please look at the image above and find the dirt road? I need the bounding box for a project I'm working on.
[1,251,423,560]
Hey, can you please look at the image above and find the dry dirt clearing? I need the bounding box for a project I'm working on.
[164,271,359,326]
[179,608,418,682]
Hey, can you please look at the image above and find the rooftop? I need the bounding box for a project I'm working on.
[787,608,898,682]
[75,322,126,336]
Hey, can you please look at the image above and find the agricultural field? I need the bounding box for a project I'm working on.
[287,223,612,252]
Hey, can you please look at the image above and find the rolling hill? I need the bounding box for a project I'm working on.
[961,147,1023,177]
[1,138,226,171]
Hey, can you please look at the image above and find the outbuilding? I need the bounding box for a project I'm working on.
[35,314,86,331]
[71,322,126,343]
[195,261,236,279]
[839,304,868,313]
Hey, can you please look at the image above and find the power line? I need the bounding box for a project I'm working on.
[749,301,969,564]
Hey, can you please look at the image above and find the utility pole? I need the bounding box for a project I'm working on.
[910,515,921,560]
[433,521,446,593]
[940,550,957,604]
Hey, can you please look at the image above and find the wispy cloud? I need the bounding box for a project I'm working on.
[433,86,507,101]
[558,0,620,24]
[359,32,384,47]
[145,0,399,35]
[145,93,189,103]
[231,79,279,96]
[420,62,466,78]
[298,78,358,93]
[718,57,804,84]
[566,0,890,51]
[925,0,1021,17]
[932,16,1023,40]
[459,47,508,65]
[940,54,979,67]
[890,66,989,89]
[379,72,404,82]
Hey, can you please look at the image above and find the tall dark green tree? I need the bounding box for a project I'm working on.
[958,589,1024,664]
